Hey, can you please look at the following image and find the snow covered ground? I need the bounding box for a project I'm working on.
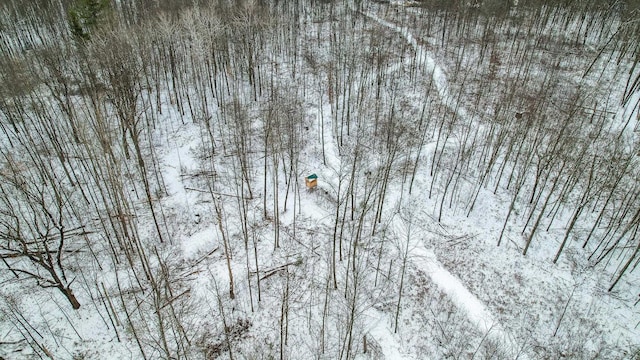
[1,0,639,359]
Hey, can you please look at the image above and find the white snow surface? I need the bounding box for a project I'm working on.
[361,309,414,360]
[2,2,640,359]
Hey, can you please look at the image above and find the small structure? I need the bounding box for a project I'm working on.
[305,173,318,189]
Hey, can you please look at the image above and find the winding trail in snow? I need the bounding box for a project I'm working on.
[362,9,473,121]
[311,4,528,357]
[392,215,528,359]
[358,6,530,360]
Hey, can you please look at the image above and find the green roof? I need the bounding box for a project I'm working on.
[306,173,318,180]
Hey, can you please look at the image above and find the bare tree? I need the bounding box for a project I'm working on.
[0,163,82,309]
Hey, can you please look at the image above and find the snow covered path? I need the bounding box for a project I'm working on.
[362,9,476,123]
[392,216,527,359]
[358,6,529,359]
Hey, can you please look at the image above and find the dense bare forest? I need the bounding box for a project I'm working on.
[1,0,640,358]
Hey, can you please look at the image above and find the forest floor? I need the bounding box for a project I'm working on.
[2,1,640,359]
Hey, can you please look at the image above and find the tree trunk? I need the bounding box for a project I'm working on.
[60,286,81,310]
